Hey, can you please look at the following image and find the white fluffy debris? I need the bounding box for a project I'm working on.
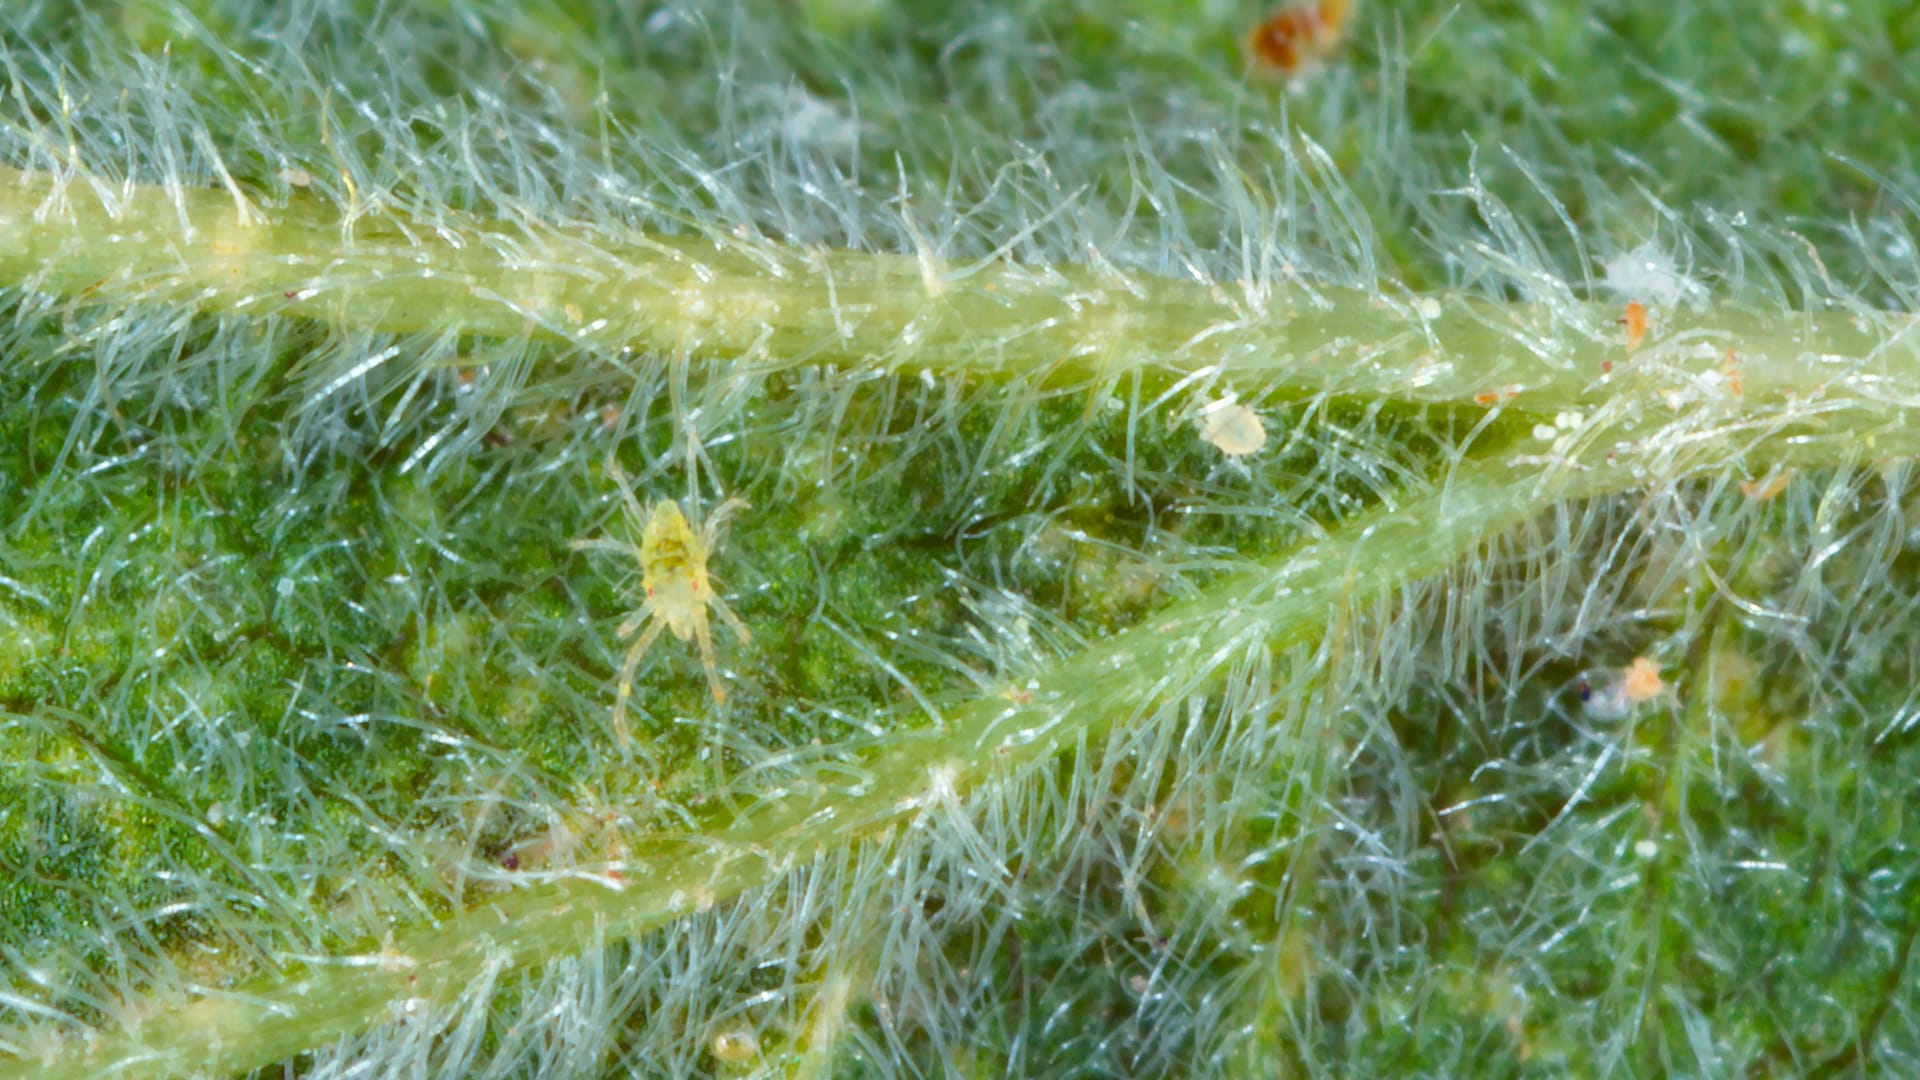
[1601,242,1707,310]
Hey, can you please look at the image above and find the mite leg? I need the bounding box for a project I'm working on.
[611,619,665,747]
[693,616,726,703]
[709,593,752,644]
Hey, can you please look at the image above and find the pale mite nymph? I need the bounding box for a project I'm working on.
[571,460,751,746]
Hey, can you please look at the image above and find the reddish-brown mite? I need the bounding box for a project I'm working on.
[1246,0,1352,77]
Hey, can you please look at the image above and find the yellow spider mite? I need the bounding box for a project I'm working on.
[571,461,750,746]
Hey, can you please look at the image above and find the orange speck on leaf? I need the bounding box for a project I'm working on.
[1723,347,1743,397]
[1740,470,1794,501]
[1621,657,1663,705]
[1621,301,1648,352]
[1471,383,1522,407]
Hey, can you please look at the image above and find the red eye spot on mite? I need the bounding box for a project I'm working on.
[1620,300,1648,352]
[1246,0,1352,77]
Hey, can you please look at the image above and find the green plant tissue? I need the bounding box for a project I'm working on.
[2,0,1919,1076]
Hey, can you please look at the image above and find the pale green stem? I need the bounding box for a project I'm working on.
[4,166,1917,414]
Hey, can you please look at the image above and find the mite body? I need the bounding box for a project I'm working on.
[572,464,750,746]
